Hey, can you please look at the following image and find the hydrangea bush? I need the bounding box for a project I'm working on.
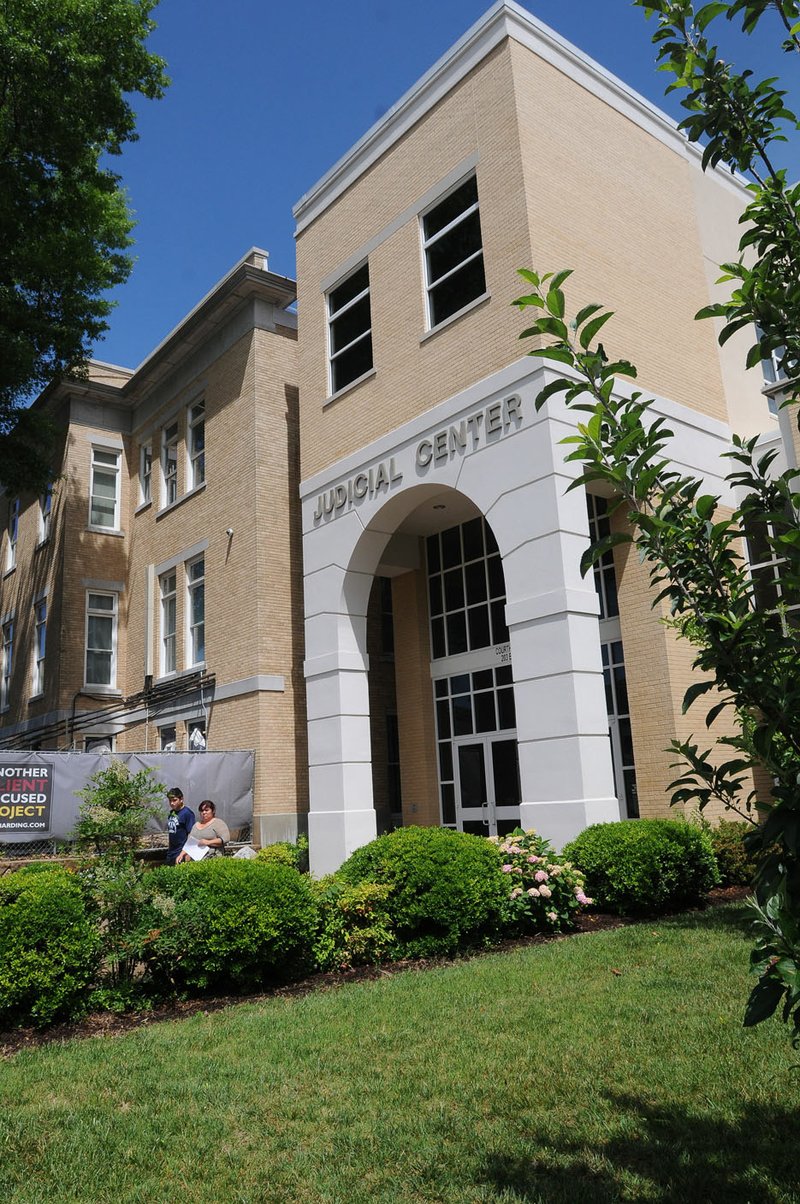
[488,829,592,933]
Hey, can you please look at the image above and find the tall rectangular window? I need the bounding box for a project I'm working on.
[422,175,486,329]
[85,593,117,687]
[187,556,205,665]
[6,498,19,570]
[32,599,46,695]
[89,448,121,529]
[39,485,52,543]
[162,422,179,506]
[139,444,152,505]
[328,262,373,394]
[160,570,177,675]
[1,620,13,709]
[188,401,205,488]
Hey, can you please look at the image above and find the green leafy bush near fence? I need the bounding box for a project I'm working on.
[0,868,100,1027]
[563,819,719,916]
[256,834,309,873]
[707,819,759,887]
[141,859,318,994]
[337,826,509,957]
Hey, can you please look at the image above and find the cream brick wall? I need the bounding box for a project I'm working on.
[296,35,759,480]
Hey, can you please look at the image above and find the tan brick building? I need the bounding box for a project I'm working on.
[0,3,788,869]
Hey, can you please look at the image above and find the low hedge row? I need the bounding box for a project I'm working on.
[1,818,733,1028]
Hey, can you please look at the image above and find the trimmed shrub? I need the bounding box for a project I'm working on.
[313,878,395,970]
[337,826,509,958]
[562,819,719,916]
[708,819,759,887]
[256,834,309,873]
[0,868,100,1027]
[141,859,318,994]
[489,829,592,932]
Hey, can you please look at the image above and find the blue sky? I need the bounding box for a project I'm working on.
[97,0,800,369]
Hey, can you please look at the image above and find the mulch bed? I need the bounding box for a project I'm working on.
[0,885,749,1059]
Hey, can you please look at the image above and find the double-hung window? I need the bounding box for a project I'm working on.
[1,620,13,708]
[89,448,121,529]
[422,175,486,329]
[162,422,179,506]
[160,570,177,675]
[188,401,205,489]
[745,506,800,628]
[328,263,373,395]
[85,593,117,687]
[187,556,205,665]
[32,599,46,695]
[39,485,52,543]
[139,444,153,505]
[6,498,19,570]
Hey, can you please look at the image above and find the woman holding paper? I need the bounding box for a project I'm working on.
[176,800,230,862]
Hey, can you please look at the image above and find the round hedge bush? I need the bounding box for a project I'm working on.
[337,826,509,957]
[562,819,719,916]
[0,867,100,1027]
[142,859,318,994]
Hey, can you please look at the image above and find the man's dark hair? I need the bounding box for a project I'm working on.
[167,787,183,800]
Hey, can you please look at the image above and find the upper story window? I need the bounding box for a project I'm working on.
[426,517,507,659]
[160,570,177,675]
[139,444,152,505]
[89,447,121,530]
[85,592,117,688]
[6,498,19,571]
[744,506,800,629]
[758,328,797,416]
[187,555,205,665]
[422,175,486,329]
[162,421,179,506]
[188,401,205,489]
[1,619,13,709]
[32,599,46,695]
[39,485,52,543]
[328,263,373,395]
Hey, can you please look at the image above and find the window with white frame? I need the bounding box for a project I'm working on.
[744,506,800,628]
[160,724,177,751]
[1,619,13,709]
[89,448,121,529]
[160,570,177,675]
[85,735,114,753]
[32,599,46,695]
[85,592,117,687]
[422,175,486,329]
[6,498,19,570]
[328,262,373,394]
[187,718,207,751]
[188,401,205,489]
[162,421,179,506]
[39,485,52,543]
[139,444,152,505]
[187,556,205,665]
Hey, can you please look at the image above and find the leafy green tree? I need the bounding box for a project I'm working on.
[514,1,800,1041]
[0,0,167,493]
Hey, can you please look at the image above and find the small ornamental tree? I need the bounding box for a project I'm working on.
[514,1,800,1041]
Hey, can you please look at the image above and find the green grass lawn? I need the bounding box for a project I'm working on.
[1,904,798,1204]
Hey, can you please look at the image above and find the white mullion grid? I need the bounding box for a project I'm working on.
[328,284,371,365]
[423,199,480,253]
[427,246,483,294]
[32,599,46,694]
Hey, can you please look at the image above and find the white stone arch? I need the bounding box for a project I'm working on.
[301,364,619,874]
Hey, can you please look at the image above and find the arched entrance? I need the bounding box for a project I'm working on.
[301,372,620,876]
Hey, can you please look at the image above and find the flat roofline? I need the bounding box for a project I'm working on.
[293,0,748,235]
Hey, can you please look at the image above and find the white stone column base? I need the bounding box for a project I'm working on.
[519,796,622,851]
[308,807,378,877]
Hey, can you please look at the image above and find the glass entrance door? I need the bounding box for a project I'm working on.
[454,735,521,836]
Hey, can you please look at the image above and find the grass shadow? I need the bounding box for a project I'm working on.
[476,1095,798,1203]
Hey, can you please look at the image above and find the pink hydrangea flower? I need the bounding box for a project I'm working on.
[528,887,540,897]
[527,855,540,864]
[510,887,523,899]
[547,911,558,922]
[575,890,591,905]
[501,864,513,873]
[534,870,549,883]
[539,885,552,898]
